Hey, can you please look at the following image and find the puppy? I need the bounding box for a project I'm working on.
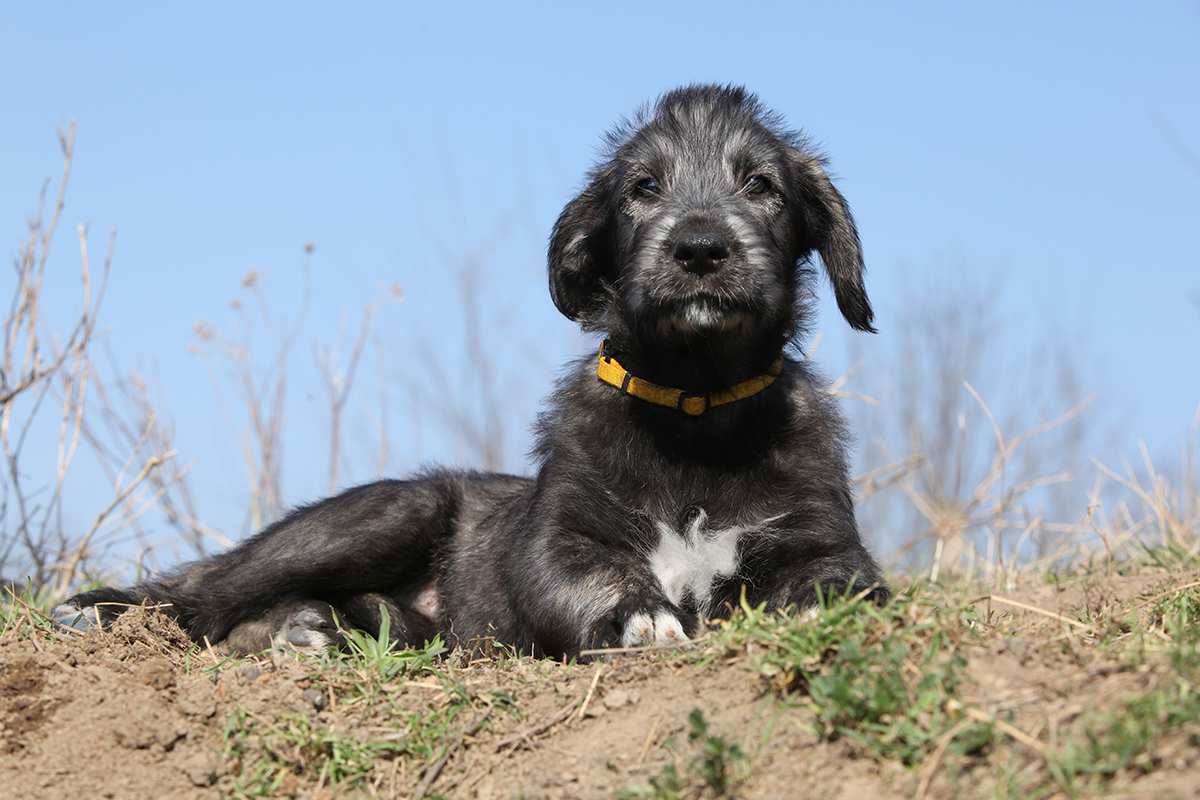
[57,85,886,658]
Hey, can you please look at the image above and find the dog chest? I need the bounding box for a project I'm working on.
[647,509,751,615]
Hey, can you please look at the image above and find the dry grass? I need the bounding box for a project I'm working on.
[1,127,172,592]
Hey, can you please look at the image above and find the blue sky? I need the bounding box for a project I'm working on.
[2,2,1198,561]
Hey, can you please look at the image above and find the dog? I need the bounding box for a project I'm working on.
[55,84,886,659]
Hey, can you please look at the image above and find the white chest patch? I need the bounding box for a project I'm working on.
[648,509,770,615]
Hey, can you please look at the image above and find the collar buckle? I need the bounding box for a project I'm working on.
[677,392,709,416]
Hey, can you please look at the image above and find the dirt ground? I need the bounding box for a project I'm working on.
[2,565,1199,799]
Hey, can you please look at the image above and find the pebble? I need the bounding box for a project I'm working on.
[603,689,632,709]
[237,665,262,684]
[302,688,326,710]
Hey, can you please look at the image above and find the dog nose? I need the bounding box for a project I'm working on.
[673,232,729,276]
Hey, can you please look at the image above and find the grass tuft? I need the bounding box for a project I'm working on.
[0,583,57,639]
[618,709,747,799]
[223,710,406,797]
[1049,677,1200,790]
[717,585,991,766]
[335,603,446,680]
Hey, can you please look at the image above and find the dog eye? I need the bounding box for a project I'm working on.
[634,177,661,197]
[744,175,772,195]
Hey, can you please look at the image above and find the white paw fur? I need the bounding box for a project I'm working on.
[621,609,688,648]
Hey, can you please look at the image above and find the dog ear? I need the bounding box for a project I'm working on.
[547,169,615,321]
[790,153,876,333]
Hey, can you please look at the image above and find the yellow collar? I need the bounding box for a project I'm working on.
[596,341,783,416]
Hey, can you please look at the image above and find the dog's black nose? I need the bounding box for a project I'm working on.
[673,232,729,276]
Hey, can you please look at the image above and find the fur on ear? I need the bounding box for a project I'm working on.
[791,154,876,333]
[547,169,615,321]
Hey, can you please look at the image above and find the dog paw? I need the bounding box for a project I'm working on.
[52,588,137,631]
[271,605,338,653]
[621,608,688,648]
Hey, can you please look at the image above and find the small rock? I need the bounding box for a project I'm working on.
[114,714,187,751]
[602,689,631,710]
[162,723,188,751]
[1003,637,1031,661]
[177,690,217,719]
[302,688,326,710]
[137,659,175,690]
[115,728,155,750]
[181,752,220,787]
[237,664,262,684]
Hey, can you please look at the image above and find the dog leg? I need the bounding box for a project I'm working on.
[220,592,439,655]
[505,526,691,656]
[737,535,888,613]
[57,471,501,645]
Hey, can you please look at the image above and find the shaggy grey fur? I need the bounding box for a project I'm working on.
[58,85,886,659]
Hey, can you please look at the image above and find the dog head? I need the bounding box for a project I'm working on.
[548,85,874,356]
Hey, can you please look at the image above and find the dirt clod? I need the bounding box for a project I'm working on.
[602,688,631,709]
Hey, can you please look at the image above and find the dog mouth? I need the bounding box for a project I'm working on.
[660,295,754,336]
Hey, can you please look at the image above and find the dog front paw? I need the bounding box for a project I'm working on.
[581,597,692,652]
[621,608,688,648]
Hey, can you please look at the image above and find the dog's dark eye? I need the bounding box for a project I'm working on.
[744,175,772,196]
[634,177,661,197]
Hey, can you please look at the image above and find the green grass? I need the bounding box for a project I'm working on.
[706,575,1200,795]
[1148,585,1200,646]
[222,664,481,797]
[1136,542,1200,572]
[1048,676,1200,792]
[716,585,992,766]
[223,709,409,797]
[0,583,56,638]
[618,709,748,800]
[1041,587,1200,795]
[335,603,446,680]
